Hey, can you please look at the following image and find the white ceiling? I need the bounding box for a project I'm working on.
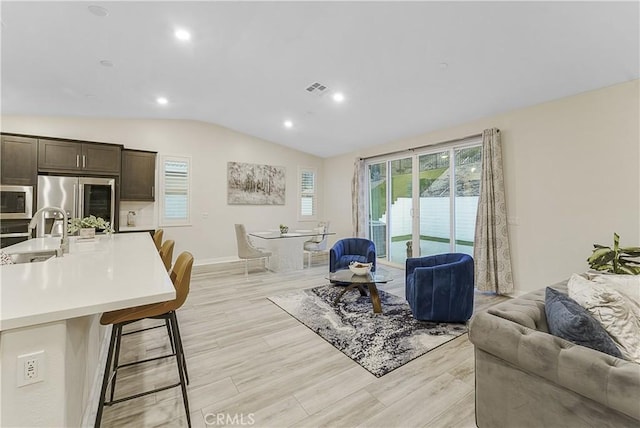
[1,1,638,158]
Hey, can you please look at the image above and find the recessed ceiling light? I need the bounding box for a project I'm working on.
[283,120,293,129]
[332,92,345,103]
[88,5,109,17]
[156,97,169,105]
[99,60,113,67]
[174,29,191,41]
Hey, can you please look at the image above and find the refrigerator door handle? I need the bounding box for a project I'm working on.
[78,183,85,219]
[73,184,78,219]
[0,232,31,238]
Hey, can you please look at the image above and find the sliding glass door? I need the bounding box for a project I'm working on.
[418,151,451,257]
[389,157,413,264]
[366,139,482,267]
[454,146,482,255]
[368,162,387,259]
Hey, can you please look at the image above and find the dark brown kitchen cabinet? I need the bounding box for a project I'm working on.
[0,135,38,186]
[120,149,156,201]
[38,139,121,174]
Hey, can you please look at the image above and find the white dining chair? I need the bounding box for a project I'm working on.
[303,221,330,268]
[234,224,271,278]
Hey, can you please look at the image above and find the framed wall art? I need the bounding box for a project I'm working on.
[227,161,286,205]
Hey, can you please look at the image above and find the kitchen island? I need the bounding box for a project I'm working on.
[0,232,175,427]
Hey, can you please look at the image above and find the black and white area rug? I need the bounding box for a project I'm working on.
[268,284,468,377]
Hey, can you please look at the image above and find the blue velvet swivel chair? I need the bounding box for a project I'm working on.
[329,238,376,273]
[405,253,474,322]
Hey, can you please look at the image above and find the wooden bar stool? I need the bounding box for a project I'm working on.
[95,251,194,428]
[153,228,164,251]
[159,239,176,354]
[144,239,176,355]
[159,239,175,272]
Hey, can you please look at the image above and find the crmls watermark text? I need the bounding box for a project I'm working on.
[204,413,256,426]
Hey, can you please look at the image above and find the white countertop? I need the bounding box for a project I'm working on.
[2,236,62,254]
[0,233,175,331]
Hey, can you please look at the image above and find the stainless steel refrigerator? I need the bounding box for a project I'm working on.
[36,175,116,236]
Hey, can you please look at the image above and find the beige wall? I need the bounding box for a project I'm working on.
[324,79,640,294]
[0,117,324,264]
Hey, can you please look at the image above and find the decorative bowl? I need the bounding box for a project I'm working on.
[349,262,372,276]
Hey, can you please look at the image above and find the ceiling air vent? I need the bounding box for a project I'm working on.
[305,82,328,95]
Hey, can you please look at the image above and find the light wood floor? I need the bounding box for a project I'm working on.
[101,257,508,428]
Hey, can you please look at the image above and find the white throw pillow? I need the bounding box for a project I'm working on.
[568,273,640,363]
[586,272,640,305]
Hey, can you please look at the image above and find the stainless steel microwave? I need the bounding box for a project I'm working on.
[0,185,33,219]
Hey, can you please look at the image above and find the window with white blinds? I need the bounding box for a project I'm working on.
[160,155,191,226]
[299,167,317,220]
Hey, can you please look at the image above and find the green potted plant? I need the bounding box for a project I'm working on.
[587,233,640,275]
[68,215,114,237]
[279,224,289,234]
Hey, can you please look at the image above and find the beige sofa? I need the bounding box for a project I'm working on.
[468,285,640,428]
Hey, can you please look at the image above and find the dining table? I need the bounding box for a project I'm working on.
[248,229,335,272]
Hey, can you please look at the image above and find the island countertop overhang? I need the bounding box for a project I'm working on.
[0,233,175,331]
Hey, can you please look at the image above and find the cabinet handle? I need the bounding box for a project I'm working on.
[82,155,86,168]
[151,186,154,197]
[76,155,80,167]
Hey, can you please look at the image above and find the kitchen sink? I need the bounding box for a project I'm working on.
[9,251,57,264]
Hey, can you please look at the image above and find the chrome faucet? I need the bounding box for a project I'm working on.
[28,206,69,256]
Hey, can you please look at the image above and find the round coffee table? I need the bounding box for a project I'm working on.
[325,270,394,314]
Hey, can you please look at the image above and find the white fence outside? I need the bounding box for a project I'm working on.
[378,196,479,242]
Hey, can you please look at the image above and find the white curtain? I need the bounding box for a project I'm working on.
[473,128,514,294]
[351,158,366,237]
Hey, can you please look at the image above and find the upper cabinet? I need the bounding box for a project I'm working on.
[1,135,38,186]
[38,139,121,174]
[121,149,156,201]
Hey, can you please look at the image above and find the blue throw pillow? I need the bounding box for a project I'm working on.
[544,287,623,358]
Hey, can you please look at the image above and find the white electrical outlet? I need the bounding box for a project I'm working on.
[25,358,37,379]
[17,351,45,387]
